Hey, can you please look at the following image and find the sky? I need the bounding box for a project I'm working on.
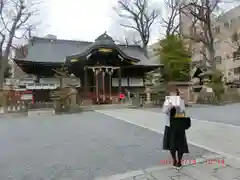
[37,0,239,45]
[40,0,161,44]
[47,0,122,41]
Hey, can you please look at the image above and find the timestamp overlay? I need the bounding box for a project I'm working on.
[160,159,225,165]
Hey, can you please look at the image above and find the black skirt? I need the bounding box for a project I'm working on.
[162,126,189,153]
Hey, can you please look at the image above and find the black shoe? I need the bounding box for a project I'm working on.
[172,160,177,168]
[176,163,182,170]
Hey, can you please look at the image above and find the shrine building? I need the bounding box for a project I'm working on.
[13,33,161,104]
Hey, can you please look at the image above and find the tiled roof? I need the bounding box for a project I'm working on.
[18,33,160,66]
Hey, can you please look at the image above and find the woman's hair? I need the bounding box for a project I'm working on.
[169,107,176,117]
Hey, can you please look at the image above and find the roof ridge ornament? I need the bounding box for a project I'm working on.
[95,32,115,43]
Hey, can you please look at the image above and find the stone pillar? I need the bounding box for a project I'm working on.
[70,88,77,105]
[145,87,151,104]
[146,93,151,104]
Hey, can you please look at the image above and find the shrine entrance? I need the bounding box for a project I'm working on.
[64,33,156,105]
[84,66,121,104]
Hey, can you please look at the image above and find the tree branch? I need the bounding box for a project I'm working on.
[181,0,223,70]
[0,0,40,88]
[115,0,160,55]
[160,0,182,36]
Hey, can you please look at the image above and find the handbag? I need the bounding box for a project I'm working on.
[174,113,185,117]
[185,117,191,130]
[170,117,191,130]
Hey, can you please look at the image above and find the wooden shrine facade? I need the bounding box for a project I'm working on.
[13,33,161,104]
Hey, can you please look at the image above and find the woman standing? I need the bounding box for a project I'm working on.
[162,89,189,170]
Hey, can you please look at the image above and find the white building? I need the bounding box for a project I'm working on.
[180,4,240,82]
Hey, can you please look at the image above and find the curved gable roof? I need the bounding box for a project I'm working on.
[16,33,158,66]
[66,33,140,62]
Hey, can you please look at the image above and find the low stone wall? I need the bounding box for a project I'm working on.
[0,102,55,116]
[0,102,28,114]
[195,87,240,105]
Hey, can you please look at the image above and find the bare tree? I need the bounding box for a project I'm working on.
[181,0,222,70]
[114,29,142,45]
[160,0,183,36]
[114,0,160,56]
[0,0,39,88]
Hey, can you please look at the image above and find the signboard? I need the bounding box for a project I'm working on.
[98,48,112,53]
[165,96,181,106]
[70,59,78,62]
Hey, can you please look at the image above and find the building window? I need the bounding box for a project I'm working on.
[233,51,240,60]
[234,67,240,74]
[214,56,222,64]
[224,22,229,28]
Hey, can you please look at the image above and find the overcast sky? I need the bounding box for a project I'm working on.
[38,0,239,45]
[40,0,161,44]
[47,0,120,41]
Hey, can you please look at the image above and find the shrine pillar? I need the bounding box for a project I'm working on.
[106,68,114,100]
[84,67,88,97]
[102,69,105,101]
[118,68,121,94]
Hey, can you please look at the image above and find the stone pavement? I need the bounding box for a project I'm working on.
[96,109,240,160]
[148,103,240,126]
[95,154,240,180]
[95,109,240,179]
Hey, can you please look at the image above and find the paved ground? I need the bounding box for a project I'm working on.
[95,154,240,180]
[0,112,209,180]
[95,108,240,179]
[96,108,240,159]
[147,103,240,126]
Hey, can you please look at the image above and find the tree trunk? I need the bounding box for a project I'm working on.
[207,46,216,70]
[0,3,25,89]
[143,45,148,58]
